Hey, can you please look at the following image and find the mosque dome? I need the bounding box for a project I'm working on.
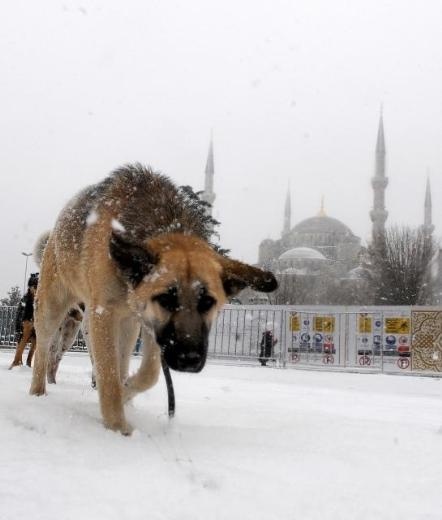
[279,247,327,262]
[292,215,357,241]
[277,246,328,276]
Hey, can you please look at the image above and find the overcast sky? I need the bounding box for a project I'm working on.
[1,0,441,297]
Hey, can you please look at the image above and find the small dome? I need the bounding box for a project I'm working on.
[279,247,327,261]
[280,266,309,276]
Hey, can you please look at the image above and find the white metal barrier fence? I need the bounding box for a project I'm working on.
[0,306,17,346]
[209,305,442,375]
[0,306,87,351]
[2,304,441,374]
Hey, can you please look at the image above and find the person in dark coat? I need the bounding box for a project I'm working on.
[9,273,39,369]
[259,329,278,366]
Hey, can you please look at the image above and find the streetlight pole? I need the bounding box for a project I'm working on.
[21,252,32,295]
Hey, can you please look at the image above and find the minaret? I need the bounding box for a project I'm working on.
[282,185,291,236]
[201,136,215,216]
[423,175,434,238]
[370,111,388,244]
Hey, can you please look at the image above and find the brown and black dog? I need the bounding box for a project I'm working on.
[30,164,277,435]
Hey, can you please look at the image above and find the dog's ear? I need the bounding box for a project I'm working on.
[219,257,278,297]
[109,232,158,287]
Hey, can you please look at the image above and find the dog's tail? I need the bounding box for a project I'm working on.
[34,231,51,268]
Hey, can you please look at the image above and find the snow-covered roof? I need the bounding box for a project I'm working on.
[279,246,327,262]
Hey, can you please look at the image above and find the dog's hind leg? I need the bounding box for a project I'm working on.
[30,286,74,396]
[117,316,140,384]
[123,328,161,403]
[47,307,83,384]
[47,327,63,384]
[26,331,36,367]
[9,321,34,369]
[89,307,132,435]
[81,310,96,388]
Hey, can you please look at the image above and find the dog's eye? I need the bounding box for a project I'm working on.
[154,290,179,313]
[197,294,216,314]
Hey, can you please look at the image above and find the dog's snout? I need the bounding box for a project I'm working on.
[158,320,209,373]
[164,347,205,373]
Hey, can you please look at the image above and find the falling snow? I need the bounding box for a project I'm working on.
[111,218,125,232]
[86,210,98,227]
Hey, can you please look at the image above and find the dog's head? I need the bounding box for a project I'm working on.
[110,232,277,372]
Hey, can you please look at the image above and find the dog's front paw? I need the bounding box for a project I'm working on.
[121,422,134,436]
[104,417,134,436]
[29,377,46,395]
[29,382,46,396]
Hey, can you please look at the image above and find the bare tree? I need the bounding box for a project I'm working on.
[367,226,434,305]
[272,268,337,305]
[1,285,22,306]
[272,274,319,305]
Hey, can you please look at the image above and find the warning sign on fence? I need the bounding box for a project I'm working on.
[290,314,300,332]
[313,316,335,333]
[358,315,372,334]
[385,318,410,334]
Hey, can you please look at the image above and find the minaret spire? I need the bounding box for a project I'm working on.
[201,134,215,216]
[423,174,434,238]
[370,110,388,244]
[282,184,291,236]
[317,195,326,217]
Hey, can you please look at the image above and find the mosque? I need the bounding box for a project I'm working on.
[201,114,441,305]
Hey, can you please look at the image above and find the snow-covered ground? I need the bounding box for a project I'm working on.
[1,350,442,520]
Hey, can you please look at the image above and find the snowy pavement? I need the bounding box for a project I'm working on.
[1,350,442,520]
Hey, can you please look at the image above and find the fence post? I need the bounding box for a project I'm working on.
[281,309,287,368]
